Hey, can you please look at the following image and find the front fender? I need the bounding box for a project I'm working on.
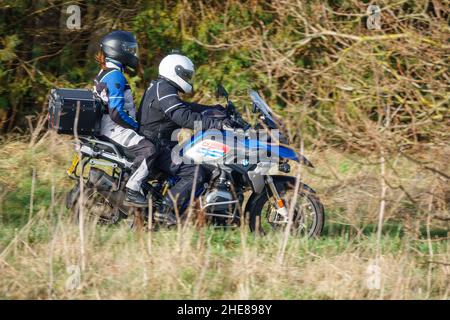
[243,175,316,215]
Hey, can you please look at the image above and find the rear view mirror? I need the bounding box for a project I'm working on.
[252,103,258,114]
[215,84,229,100]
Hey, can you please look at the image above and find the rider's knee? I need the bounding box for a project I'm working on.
[138,138,157,156]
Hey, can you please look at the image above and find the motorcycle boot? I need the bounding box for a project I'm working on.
[124,188,148,208]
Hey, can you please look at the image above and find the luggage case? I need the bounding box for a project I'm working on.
[48,88,103,136]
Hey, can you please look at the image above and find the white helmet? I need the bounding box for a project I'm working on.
[158,54,195,94]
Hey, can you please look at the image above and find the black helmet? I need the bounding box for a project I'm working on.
[100,30,139,69]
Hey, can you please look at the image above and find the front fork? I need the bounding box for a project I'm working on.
[265,176,289,222]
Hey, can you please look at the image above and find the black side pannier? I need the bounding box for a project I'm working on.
[48,88,103,136]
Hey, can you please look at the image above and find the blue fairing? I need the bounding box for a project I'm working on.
[278,145,300,162]
[183,130,300,162]
[242,138,299,162]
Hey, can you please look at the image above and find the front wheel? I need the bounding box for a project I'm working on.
[248,179,324,238]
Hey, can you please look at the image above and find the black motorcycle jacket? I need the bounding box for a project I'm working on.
[137,77,225,145]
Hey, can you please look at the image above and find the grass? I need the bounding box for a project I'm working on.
[1,218,448,299]
[0,133,448,299]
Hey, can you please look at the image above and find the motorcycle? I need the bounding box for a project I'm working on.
[65,85,324,237]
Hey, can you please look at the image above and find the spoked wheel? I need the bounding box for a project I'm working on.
[248,180,324,238]
[69,187,127,225]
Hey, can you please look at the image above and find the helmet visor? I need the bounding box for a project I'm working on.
[122,42,138,57]
[175,65,194,84]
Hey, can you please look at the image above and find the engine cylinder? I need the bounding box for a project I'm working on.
[204,187,235,214]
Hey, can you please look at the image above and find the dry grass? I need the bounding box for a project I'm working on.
[0,132,448,299]
[1,212,449,300]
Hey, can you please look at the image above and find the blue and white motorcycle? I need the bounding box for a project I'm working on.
[66,85,324,237]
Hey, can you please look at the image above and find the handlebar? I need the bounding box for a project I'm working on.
[214,86,291,144]
[225,100,289,143]
[233,116,251,130]
[226,100,251,130]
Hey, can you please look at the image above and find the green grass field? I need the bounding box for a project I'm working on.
[0,133,448,299]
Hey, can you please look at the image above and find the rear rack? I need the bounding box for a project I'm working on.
[68,137,133,193]
[78,137,133,169]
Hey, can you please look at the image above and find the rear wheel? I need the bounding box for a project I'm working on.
[248,180,324,238]
[67,184,126,225]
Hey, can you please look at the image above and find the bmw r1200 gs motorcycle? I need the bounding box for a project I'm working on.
[65,86,324,237]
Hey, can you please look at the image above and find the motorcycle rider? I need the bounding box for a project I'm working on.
[94,30,157,207]
[138,53,236,224]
